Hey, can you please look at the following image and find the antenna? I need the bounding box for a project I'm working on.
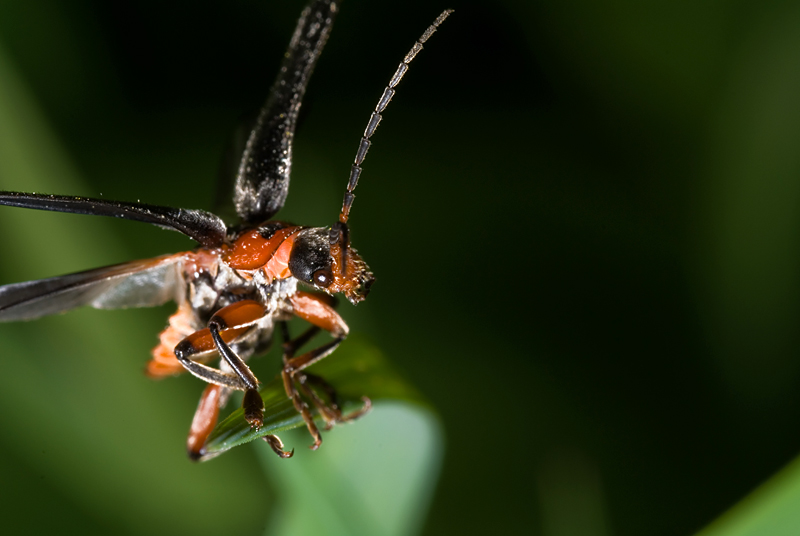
[338,9,454,225]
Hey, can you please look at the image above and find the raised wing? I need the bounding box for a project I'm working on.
[0,192,227,248]
[0,254,187,322]
[231,0,337,224]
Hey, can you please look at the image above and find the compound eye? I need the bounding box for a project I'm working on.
[312,268,333,288]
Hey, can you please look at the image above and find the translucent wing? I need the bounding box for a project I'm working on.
[231,0,337,224]
[0,254,187,322]
[0,192,227,248]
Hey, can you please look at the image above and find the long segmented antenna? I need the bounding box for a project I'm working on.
[338,9,454,225]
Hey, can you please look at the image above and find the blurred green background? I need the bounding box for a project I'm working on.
[2,0,800,534]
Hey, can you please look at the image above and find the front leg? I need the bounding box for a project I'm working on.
[282,291,371,450]
[283,338,344,450]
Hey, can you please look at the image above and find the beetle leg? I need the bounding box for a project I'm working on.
[278,322,337,432]
[263,434,294,459]
[295,373,338,429]
[281,292,371,448]
[206,319,263,430]
[184,382,290,460]
[208,323,258,389]
[282,337,344,450]
[283,345,347,428]
[302,372,372,427]
[280,322,342,428]
[174,299,269,428]
[186,383,223,461]
[173,299,265,388]
[173,325,253,391]
[290,291,347,338]
[283,341,371,432]
[301,372,338,406]
[280,322,321,359]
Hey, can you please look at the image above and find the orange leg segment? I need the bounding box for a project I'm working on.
[290,291,348,338]
[187,384,222,461]
[173,299,266,391]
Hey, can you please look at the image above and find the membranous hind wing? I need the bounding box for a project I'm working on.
[0,254,187,322]
[231,0,337,224]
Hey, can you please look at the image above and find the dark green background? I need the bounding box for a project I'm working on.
[2,0,800,534]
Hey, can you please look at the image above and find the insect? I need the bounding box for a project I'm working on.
[0,1,452,460]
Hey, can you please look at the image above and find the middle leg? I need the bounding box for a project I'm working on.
[174,299,269,428]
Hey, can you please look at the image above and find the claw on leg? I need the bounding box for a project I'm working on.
[343,396,372,422]
[263,434,294,458]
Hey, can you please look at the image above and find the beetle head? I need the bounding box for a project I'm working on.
[288,226,374,304]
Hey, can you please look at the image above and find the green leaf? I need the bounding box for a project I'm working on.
[696,455,800,536]
[260,402,443,536]
[0,40,274,536]
[201,335,426,458]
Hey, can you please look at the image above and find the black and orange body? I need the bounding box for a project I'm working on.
[0,0,452,460]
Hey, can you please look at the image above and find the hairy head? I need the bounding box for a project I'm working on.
[288,227,374,304]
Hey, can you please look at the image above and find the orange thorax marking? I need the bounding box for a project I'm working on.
[224,226,301,275]
[264,232,298,281]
